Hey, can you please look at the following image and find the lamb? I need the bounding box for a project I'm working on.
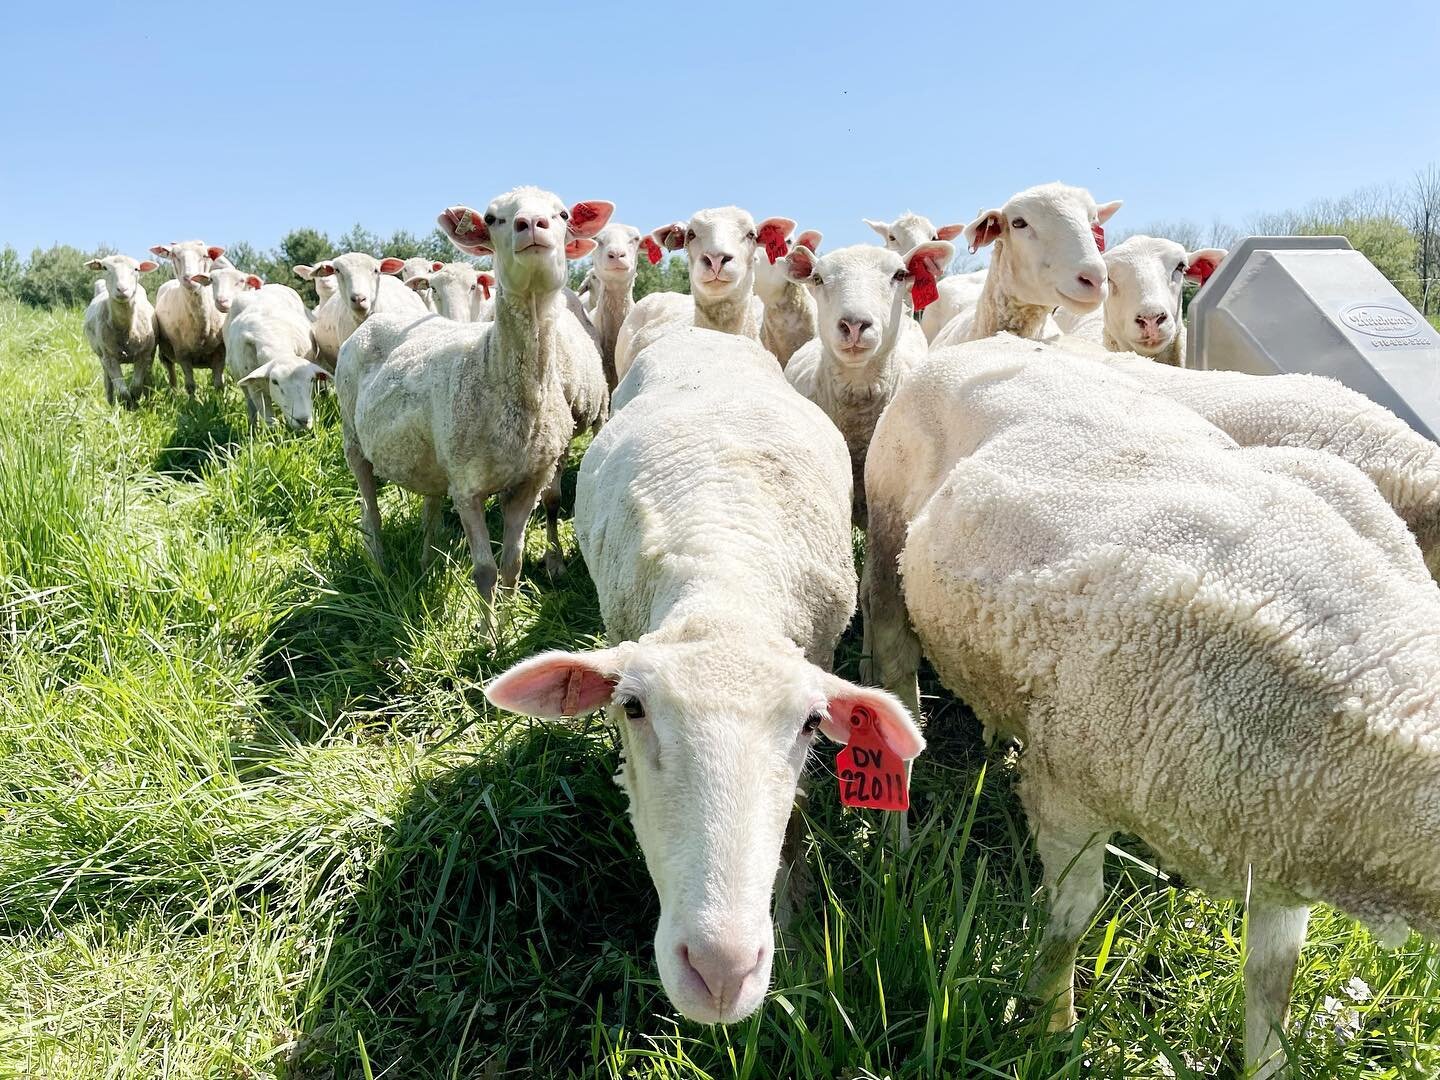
[210,283,327,431]
[335,187,611,609]
[149,240,228,395]
[782,241,949,525]
[309,252,429,370]
[82,255,160,407]
[581,223,651,389]
[484,324,924,1026]
[753,229,821,368]
[864,332,1440,1078]
[612,207,796,380]
[929,183,1121,347]
[1051,236,1226,365]
[403,262,491,322]
[291,264,339,308]
[1100,351,1440,575]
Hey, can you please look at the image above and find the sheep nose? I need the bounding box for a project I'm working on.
[350,294,368,306]
[514,214,549,233]
[294,417,311,430]
[1075,272,1100,293]
[1135,312,1169,332]
[837,318,872,345]
[679,940,764,1014]
[701,251,733,274]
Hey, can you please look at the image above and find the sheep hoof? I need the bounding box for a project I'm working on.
[544,551,566,578]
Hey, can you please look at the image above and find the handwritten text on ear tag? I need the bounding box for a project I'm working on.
[837,704,909,811]
[757,222,790,264]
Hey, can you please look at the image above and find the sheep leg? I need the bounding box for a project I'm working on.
[181,361,198,398]
[100,356,120,406]
[420,495,445,571]
[344,438,385,568]
[130,352,154,403]
[243,391,260,433]
[1025,815,1107,1032]
[456,492,499,609]
[861,508,921,717]
[210,362,225,392]
[1244,901,1309,1080]
[498,476,548,590]
[541,458,565,578]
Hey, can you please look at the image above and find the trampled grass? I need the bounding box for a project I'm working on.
[1,299,1438,1078]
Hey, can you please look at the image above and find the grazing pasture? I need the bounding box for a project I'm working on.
[2,298,1438,1078]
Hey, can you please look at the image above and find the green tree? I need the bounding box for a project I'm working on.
[17,244,113,309]
[275,228,334,304]
[0,246,21,299]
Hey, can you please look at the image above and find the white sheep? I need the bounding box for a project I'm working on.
[1052,236,1226,365]
[210,283,327,431]
[150,240,228,395]
[863,212,965,255]
[919,269,987,343]
[485,324,924,1025]
[753,229,821,368]
[612,207,796,380]
[292,264,339,308]
[335,187,611,606]
[582,223,651,389]
[865,332,1440,1079]
[403,262,490,322]
[929,183,1121,347]
[783,241,950,525]
[309,252,429,370]
[1100,351,1440,576]
[398,256,440,311]
[82,255,160,407]
[470,270,496,322]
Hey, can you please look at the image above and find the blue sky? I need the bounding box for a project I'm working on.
[3,1,1438,259]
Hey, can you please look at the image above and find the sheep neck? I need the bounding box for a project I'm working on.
[491,287,564,411]
[693,272,756,335]
[591,273,635,365]
[969,240,1052,340]
[761,282,815,362]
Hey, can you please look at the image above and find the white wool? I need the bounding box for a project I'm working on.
[487,326,922,1027]
[584,223,644,389]
[82,255,159,407]
[865,333,1440,1078]
[404,262,489,323]
[150,240,228,395]
[222,285,327,431]
[309,252,428,370]
[920,269,988,343]
[863,212,964,255]
[752,229,820,368]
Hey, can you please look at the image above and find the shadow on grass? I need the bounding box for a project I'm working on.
[283,718,662,1079]
[152,392,244,479]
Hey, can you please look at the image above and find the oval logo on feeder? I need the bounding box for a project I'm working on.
[1340,304,1421,339]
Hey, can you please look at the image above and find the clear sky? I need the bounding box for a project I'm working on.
[3,1,1438,259]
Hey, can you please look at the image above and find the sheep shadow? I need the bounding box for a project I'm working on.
[152,392,244,479]
[281,718,663,1079]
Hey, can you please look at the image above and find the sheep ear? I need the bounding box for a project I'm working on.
[86,259,104,271]
[756,217,797,263]
[207,246,226,261]
[795,230,822,252]
[1095,200,1122,225]
[431,261,444,272]
[378,257,405,276]
[653,223,687,252]
[567,200,614,239]
[137,260,159,273]
[485,648,628,718]
[818,678,925,761]
[306,363,331,381]
[565,238,597,260]
[862,218,891,239]
[189,273,211,286]
[292,264,315,280]
[245,275,263,290]
[149,244,172,259]
[311,261,337,278]
[438,206,494,256]
[964,209,1005,254]
[904,241,952,311]
[406,276,430,292]
[785,244,818,283]
[1185,248,1226,285]
[935,223,965,241]
[238,362,273,385]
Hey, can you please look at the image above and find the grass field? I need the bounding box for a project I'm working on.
[2,299,1438,1079]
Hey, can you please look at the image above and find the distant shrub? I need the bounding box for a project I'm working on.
[17,244,115,309]
[0,246,21,300]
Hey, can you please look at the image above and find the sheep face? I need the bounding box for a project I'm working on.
[310,253,406,321]
[398,257,435,283]
[1103,237,1227,355]
[86,255,158,304]
[150,240,225,294]
[591,224,643,287]
[654,208,796,305]
[437,187,614,302]
[863,212,964,255]
[484,637,924,1026]
[408,264,477,321]
[965,183,1120,315]
[191,267,262,314]
[293,265,339,305]
[751,230,820,305]
[239,356,330,430]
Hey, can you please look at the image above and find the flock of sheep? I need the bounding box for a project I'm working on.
[78,181,1440,1078]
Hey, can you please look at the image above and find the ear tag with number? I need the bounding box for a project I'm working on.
[837,704,909,811]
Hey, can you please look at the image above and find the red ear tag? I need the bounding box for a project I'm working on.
[1092,223,1106,253]
[837,705,909,811]
[757,222,790,264]
[480,280,492,300]
[909,259,939,312]
[1188,258,1216,284]
[570,202,603,230]
[642,236,663,265]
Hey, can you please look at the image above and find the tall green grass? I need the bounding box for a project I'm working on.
[1,300,1437,1077]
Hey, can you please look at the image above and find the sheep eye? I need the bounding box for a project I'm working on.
[801,711,824,736]
[559,209,570,221]
[1175,263,1187,275]
[483,213,496,226]
[619,696,645,721]
[888,235,896,243]
[930,233,939,241]
[811,275,824,287]
[685,229,696,242]
[745,231,757,242]
[1011,217,1028,229]
[892,269,909,283]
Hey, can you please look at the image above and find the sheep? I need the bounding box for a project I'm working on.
[149,240,228,395]
[928,183,1121,347]
[582,223,651,389]
[1051,236,1226,365]
[471,270,496,322]
[309,252,429,370]
[484,324,924,1026]
[292,264,339,308]
[209,283,326,432]
[82,255,160,407]
[612,207,796,380]
[1100,351,1440,576]
[753,229,821,368]
[335,187,612,609]
[399,256,440,311]
[403,262,490,322]
[782,241,950,525]
[864,332,1440,1079]
[864,212,964,256]
[919,269,987,342]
